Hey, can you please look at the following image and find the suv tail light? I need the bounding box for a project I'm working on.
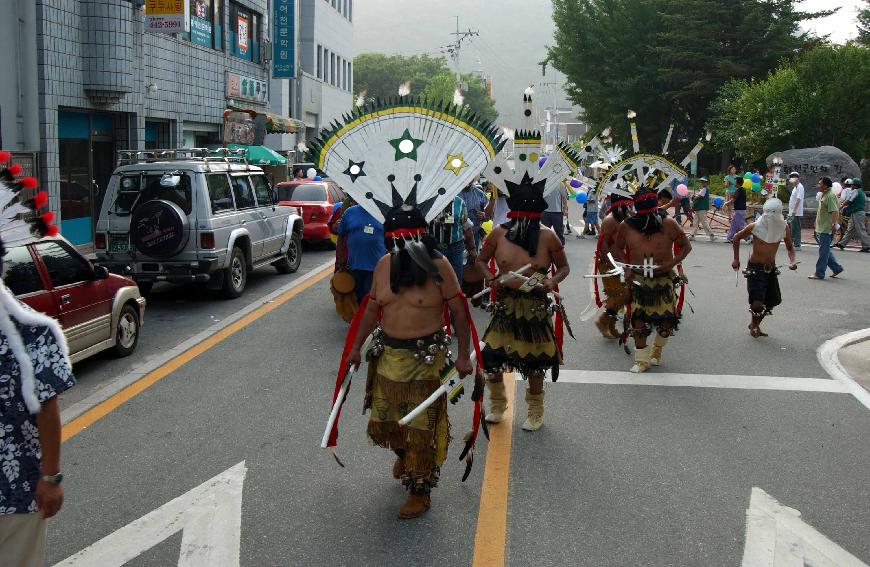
[95,233,107,250]
[200,232,215,249]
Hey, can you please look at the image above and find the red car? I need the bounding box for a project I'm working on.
[275,180,345,243]
[6,237,146,363]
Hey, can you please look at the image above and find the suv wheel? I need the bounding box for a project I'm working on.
[222,247,247,298]
[111,304,140,358]
[274,233,302,274]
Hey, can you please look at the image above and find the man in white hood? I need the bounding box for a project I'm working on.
[730,198,797,337]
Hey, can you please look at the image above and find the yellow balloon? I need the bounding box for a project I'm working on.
[482,220,493,235]
[742,178,753,190]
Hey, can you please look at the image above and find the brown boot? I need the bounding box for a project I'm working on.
[607,315,620,339]
[595,312,615,339]
[397,492,431,519]
[392,456,404,479]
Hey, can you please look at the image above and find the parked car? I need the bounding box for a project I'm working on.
[275,179,345,244]
[95,148,304,298]
[6,237,146,363]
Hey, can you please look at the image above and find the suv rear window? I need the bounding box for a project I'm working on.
[111,173,194,216]
[277,184,327,202]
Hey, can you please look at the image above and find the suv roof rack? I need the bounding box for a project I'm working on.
[116,147,251,166]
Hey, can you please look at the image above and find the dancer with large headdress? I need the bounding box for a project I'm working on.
[316,97,503,518]
[476,94,578,432]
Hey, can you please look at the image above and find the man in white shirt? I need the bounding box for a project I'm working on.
[786,172,804,249]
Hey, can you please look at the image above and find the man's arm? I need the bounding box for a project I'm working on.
[731,223,754,269]
[661,221,692,272]
[347,258,387,367]
[36,396,64,519]
[439,259,472,377]
[463,223,477,258]
[544,238,570,292]
[476,230,498,284]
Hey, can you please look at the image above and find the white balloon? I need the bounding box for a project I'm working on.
[306,168,317,179]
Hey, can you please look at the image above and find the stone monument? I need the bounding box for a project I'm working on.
[766,146,861,210]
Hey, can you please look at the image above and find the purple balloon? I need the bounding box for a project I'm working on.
[569,178,582,189]
[538,157,547,168]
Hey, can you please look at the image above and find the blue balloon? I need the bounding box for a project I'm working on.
[332,202,342,212]
[569,178,582,189]
[314,175,323,181]
[575,192,588,205]
[713,196,725,207]
[751,173,761,184]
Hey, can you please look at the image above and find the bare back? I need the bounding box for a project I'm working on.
[619,217,687,267]
[481,224,565,287]
[370,254,460,339]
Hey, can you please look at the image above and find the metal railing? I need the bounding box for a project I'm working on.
[115,147,250,166]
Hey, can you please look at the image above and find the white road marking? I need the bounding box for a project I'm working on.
[550,370,850,393]
[54,461,247,567]
[741,487,868,567]
[817,328,870,412]
[61,259,336,425]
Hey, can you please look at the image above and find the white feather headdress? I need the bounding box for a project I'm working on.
[309,97,505,224]
[0,151,65,414]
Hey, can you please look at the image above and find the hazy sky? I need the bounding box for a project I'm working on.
[354,0,864,126]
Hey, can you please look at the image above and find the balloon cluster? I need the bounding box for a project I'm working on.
[743,172,762,192]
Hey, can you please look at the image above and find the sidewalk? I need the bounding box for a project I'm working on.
[839,339,870,396]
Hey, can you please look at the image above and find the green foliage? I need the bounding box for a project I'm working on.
[547,0,830,156]
[859,0,870,46]
[706,44,870,161]
[352,53,498,122]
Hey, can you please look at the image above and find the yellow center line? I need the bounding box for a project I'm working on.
[61,267,333,443]
[471,376,516,567]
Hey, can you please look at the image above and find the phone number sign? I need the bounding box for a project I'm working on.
[145,0,190,33]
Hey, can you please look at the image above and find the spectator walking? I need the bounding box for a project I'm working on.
[671,175,693,225]
[836,178,870,252]
[689,177,716,241]
[786,172,804,249]
[429,196,472,281]
[808,177,844,280]
[723,164,738,216]
[460,180,489,249]
[584,189,600,236]
[835,178,852,243]
[542,182,568,244]
[726,177,749,243]
[337,203,385,301]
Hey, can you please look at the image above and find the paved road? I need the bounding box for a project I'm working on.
[46,227,870,566]
[61,245,334,410]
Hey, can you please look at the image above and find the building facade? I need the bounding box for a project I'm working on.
[267,0,353,156]
[34,0,272,248]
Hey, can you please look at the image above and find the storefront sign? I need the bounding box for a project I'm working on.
[190,0,212,48]
[237,14,249,55]
[272,0,295,78]
[145,0,190,33]
[226,72,268,105]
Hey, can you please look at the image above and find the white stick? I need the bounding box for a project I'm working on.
[320,366,357,448]
[470,263,532,300]
[398,347,480,426]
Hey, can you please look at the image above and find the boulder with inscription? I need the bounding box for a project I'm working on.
[767,146,861,209]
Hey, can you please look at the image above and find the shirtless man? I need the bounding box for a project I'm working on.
[730,198,797,337]
[613,188,692,373]
[594,193,633,339]
[347,209,475,519]
[475,176,570,431]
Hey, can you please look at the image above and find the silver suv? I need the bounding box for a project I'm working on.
[95,148,304,298]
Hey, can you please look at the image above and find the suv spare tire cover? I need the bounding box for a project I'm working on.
[131,199,190,258]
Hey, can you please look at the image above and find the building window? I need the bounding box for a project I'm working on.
[344,60,349,91]
[348,61,352,91]
[229,2,261,63]
[189,0,223,50]
[330,52,336,86]
[348,0,352,21]
[317,45,323,79]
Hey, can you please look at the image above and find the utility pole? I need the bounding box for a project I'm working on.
[444,16,478,88]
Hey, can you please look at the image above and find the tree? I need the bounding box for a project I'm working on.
[352,53,499,122]
[706,44,870,162]
[547,0,832,156]
[859,0,870,46]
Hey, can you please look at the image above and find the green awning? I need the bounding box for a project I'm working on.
[227,144,288,166]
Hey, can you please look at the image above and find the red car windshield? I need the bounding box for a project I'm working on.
[277,184,327,202]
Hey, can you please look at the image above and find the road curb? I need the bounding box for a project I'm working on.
[817,328,870,412]
[60,259,336,425]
